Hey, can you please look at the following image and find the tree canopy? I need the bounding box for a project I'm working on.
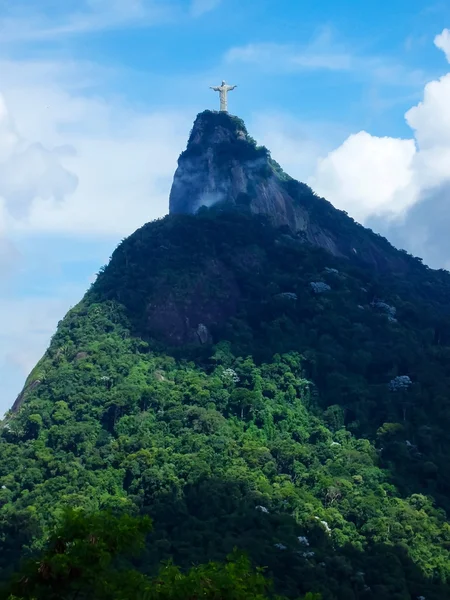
[2,208,450,599]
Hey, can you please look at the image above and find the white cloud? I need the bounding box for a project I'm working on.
[309,132,418,222]
[405,74,450,149]
[307,29,450,227]
[0,56,191,413]
[434,28,450,62]
[0,141,78,220]
[17,109,189,236]
[190,0,222,18]
[250,111,346,183]
[0,62,190,236]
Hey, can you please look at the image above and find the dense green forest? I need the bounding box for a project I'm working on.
[3,509,311,600]
[2,205,450,599]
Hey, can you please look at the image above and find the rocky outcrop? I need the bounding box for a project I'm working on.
[169,110,270,216]
[169,111,303,226]
[169,110,418,274]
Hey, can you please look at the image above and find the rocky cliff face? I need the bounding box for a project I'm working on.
[169,110,415,274]
[169,110,312,225]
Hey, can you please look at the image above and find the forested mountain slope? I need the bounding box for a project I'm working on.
[2,111,450,600]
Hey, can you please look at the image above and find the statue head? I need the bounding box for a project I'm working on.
[221,80,226,85]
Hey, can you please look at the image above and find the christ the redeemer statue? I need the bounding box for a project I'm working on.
[210,81,237,112]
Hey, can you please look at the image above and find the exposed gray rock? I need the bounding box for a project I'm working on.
[196,323,210,344]
[371,300,397,321]
[275,292,298,301]
[298,536,309,545]
[310,281,331,294]
[371,300,396,318]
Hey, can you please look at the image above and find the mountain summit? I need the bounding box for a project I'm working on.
[3,110,450,600]
[170,110,417,274]
[169,110,285,216]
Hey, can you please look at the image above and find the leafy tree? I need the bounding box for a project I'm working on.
[2,510,310,600]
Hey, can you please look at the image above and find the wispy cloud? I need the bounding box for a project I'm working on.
[0,0,175,42]
[225,28,429,87]
[190,0,222,18]
[226,42,352,71]
[225,27,353,73]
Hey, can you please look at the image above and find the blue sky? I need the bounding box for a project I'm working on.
[1,0,450,414]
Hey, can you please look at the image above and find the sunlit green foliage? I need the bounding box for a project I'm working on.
[2,209,450,599]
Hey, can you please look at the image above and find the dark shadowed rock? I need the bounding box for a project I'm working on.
[145,257,239,345]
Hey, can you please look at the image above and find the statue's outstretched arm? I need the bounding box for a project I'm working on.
[210,86,220,91]
[228,85,237,91]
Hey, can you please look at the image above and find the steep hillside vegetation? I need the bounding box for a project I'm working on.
[5,110,450,600]
[2,205,450,599]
